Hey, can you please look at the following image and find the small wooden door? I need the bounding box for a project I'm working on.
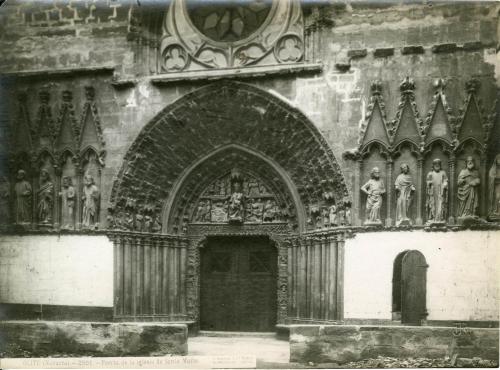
[200,236,277,332]
[401,250,428,325]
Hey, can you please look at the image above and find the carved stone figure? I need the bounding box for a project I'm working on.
[14,170,32,225]
[263,199,277,222]
[195,199,211,222]
[426,158,448,224]
[361,167,386,225]
[60,176,76,230]
[228,181,244,223]
[246,198,264,223]
[322,207,330,227]
[395,163,416,226]
[211,200,228,222]
[457,156,481,219]
[82,174,100,228]
[328,204,338,226]
[37,169,54,225]
[488,154,500,220]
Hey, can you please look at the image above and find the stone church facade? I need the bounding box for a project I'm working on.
[0,0,499,359]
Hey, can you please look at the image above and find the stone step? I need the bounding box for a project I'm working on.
[197,330,278,338]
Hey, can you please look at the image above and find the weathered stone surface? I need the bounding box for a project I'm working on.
[431,43,458,53]
[401,45,425,55]
[289,325,499,364]
[0,321,188,357]
[373,48,395,58]
[347,49,368,59]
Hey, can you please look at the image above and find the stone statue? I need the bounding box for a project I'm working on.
[228,181,244,223]
[361,167,386,225]
[457,156,480,218]
[37,169,54,224]
[426,158,448,224]
[395,163,416,226]
[14,169,32,225]
[82,174,100,228]
[328,204,338,226]
[488,154,500,220]
[60,176,76,229]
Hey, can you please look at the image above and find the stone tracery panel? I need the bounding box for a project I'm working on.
[159,0,304,72]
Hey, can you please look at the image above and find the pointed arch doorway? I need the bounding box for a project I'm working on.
[109,80,349,328]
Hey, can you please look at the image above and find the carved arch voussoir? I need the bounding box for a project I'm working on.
[110,80,349,235]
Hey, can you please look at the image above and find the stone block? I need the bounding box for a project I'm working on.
[401,45,425,55]
[347,49,368,59]
[431,43,458,53]
[289,325,499,364]
[462,41,483,51]
[0,321,188,357]
[373,48,394,58]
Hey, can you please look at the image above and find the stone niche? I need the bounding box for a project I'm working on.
[3,87,105,232]
[345,77,496,227]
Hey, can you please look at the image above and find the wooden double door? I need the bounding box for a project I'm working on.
[200,236,277,332]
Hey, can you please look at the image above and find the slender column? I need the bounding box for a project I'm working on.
[448,153,456,224]
[385,157,394,226]
[336,233,345,321]
[415,156,424,225]
[75,166,83,230]
[480,155,487,218]
[353,159,363,226]
[53,167,61,229]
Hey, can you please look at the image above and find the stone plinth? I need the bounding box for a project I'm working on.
[289,325,499,364]
[0,321,188,357]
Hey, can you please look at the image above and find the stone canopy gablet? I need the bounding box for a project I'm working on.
[109,80,349,234]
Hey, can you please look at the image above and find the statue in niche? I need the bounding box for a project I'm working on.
[194,199,211,222]
[82,174,100,229]
[488,154,500,220]
[322,207,330,227]
[426,158,448,224]
[228,181,244,223]
[15,170,32,225]
[395,163,416,226]
[60,176,76,230]
[328,204,338,226]
[361,167,386,225]
[37,170,54,225]
[457,156,481,219]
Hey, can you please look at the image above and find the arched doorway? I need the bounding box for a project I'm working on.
[200,235,277,332]
[109,80,349,327]
[392,250,428,325]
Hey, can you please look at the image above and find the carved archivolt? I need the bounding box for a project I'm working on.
[160,0,303,72]
[109,80,349,234]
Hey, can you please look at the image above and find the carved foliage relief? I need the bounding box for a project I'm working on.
[160,0,303,72]
[3,87,105,231]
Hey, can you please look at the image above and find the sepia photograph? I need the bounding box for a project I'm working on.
[0,0,498,368]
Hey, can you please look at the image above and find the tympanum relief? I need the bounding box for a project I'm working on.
[192,169,286,225]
